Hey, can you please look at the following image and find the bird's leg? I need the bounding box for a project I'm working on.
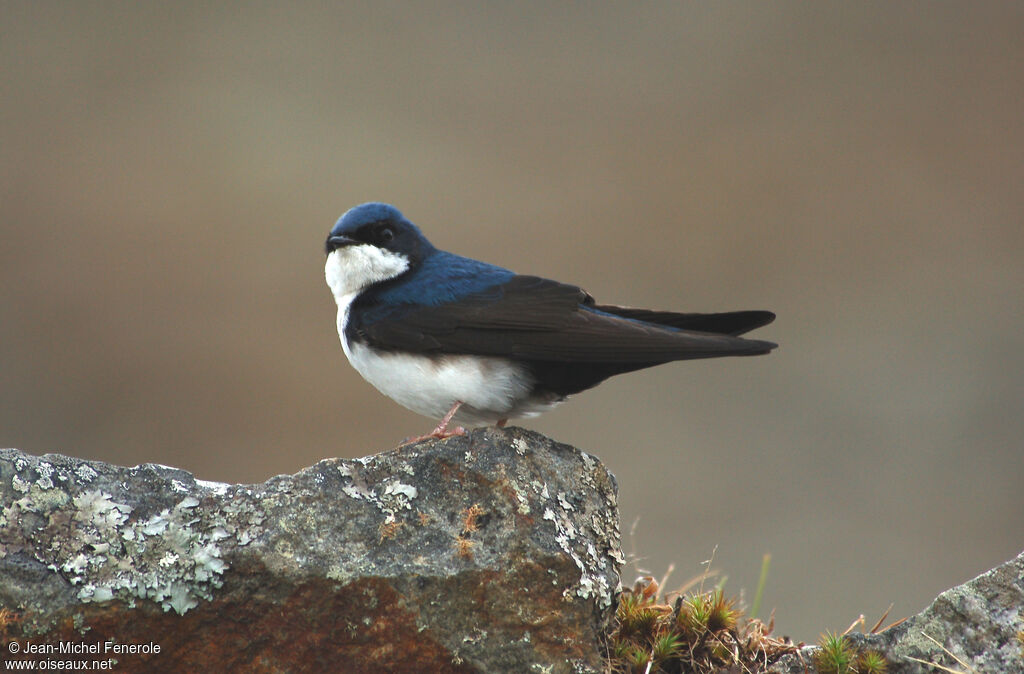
[402,401,467,444]
[432,401,466,436]
[495,419,508,428]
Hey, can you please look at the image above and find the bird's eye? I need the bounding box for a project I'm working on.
[379,227,395,243]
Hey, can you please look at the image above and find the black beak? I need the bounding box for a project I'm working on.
[325,234,356,254]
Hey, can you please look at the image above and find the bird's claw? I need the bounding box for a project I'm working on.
[400,425,466,446]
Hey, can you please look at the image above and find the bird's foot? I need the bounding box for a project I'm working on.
[400,401,466,445]
[401,425,467,445]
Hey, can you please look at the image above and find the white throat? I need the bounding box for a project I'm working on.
[325,244,410,364]
[324,245,410,305]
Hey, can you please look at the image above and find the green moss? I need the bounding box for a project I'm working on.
[605,576,796,674]
[813,632,856,674]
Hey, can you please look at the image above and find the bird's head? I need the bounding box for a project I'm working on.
[324,203,435,300]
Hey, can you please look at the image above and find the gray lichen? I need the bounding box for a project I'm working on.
[0,457,252,615]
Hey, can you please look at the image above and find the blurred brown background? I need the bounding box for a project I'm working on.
[2,3,1022,641]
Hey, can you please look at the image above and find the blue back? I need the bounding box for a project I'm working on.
[375,251,515,307]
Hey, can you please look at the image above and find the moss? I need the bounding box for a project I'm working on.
[813,632,856,674]
[605,576,797,673]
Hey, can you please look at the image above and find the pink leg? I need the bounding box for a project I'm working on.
[431,401,466,436]
[402,401,467,444]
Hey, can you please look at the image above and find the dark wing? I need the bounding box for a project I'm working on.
[351,275,776,363]
[592,306,775,336]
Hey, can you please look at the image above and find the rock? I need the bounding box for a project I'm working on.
[770,549,1024,674]
[0,427,623,673]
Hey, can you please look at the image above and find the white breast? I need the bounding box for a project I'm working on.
[347,342,550,424]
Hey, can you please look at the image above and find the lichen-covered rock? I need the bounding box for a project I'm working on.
[770,548,1024,674]
[0,428,622,673]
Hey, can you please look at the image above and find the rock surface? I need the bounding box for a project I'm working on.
[0,428,623,673]
[771,548,1024,674]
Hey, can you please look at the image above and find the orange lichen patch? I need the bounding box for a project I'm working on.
[461,504,486,534]
[0,607,21,637]
[378,519,402,543]
[456,537,475,559]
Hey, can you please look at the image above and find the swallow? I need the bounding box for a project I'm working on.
[325,203,775,441]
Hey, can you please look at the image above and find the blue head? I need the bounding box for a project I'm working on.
[325,202,435,261]
[324,202,516,309]
[325,203,444,302]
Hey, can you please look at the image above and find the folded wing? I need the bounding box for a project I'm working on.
[351,275,776,363]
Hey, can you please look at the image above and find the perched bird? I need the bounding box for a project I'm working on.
[325,203,776,441]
